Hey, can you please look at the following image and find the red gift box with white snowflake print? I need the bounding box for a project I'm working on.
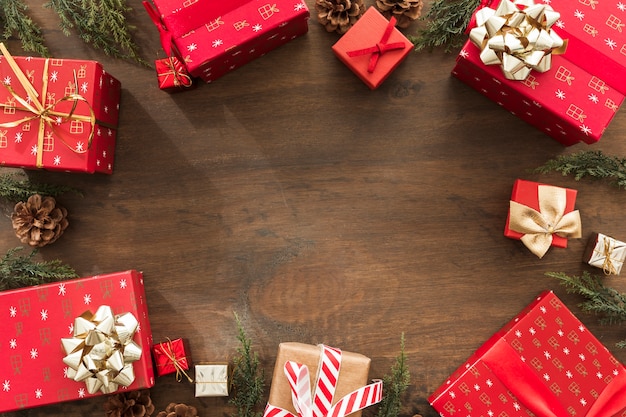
[429,291,626,417]
[146,0,309,83]
[0,49,120,173]
[0,271,154,412]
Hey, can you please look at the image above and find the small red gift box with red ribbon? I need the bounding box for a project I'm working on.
[429,291,626,417]
[152,337,192,381]
[332,7,412,90]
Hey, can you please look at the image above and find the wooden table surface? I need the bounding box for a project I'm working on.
[3,1,626,416]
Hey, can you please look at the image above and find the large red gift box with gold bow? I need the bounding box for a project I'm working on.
[0,45,120,173]
[0,270,154,412]
[429,291,626,417]
[144,0,309,84]
[452,0,625,146]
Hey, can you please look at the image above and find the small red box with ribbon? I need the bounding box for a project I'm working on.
[0,44,120,173]
[504,179,582,258]
[429,290,626,417]
[143,0,310,84]
[332,7,412,90]
[264,343,382,417]
[0,270,154,412]
[152,337,192,381]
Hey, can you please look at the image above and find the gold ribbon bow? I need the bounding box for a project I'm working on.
[156,338,193,382]
[469,0,566,80]
[508,184,581,258]
[61,305,143,395]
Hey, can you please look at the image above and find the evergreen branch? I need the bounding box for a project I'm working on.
[375,333,411,417]
[535,150,626,189]
[0,246,78,291]
[409,0,480,52]
[230,312,265,417]
[0,0,48,57]
[0,173,82,203]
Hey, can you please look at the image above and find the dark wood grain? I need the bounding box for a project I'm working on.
[3,1,626,417]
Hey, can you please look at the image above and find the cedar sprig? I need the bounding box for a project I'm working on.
[535,150,626,189]
[375,333,411,417]
[0,246,78,291]
[0,0,48,57]
[410,0,480,52]
[230,312,265,417]
[0,173,82,203]
[44,0,146,65]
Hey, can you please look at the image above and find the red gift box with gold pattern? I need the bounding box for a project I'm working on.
[145,0,309,83]
[429,291,626,417]
[0,270,154,412]
[0,45,120,173]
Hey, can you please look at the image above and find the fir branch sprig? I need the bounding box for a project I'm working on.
[375,333,411,417]
[0,0,48,57]
[0,246,78,291]
[535,150,626,189]
[230,312,265,417]
[0,173,82,203]
[410,0,480,52]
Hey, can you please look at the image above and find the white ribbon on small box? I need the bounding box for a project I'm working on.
[588,233,626,275]
[194,364,229,397]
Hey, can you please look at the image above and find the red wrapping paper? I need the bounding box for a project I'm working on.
[0,270,154,412]
[155,57,194,92]
[504,179,578,248]
[152,338,190,377]
[0,51,120,173]
[331,7,412,90]
[429,291,626,417]
[146,0,310,83]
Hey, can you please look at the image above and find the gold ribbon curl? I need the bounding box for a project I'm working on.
[0,43,99,168]
[469,0,567,80]
[156,338,193,382]
[508,184,581,258]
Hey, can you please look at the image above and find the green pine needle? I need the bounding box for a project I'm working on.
[375,333,411,417]
[0,246,78,291]
[230,312,265,417]
[0,173,82,203]
[410,0,480,52]
[535,151,626,189]
[0,0,48,57]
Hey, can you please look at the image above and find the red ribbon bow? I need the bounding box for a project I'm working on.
[346,17,406,73]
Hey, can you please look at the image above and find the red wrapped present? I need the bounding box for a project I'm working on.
[155,57,194,92]
[152,338,192,381]
[452,0,625,146]
[0,270,154,412]
[144,0,310,84]
[429,291,626,417]
[504,179,581,258]
[0,44,120,173]
[332,7,412,90]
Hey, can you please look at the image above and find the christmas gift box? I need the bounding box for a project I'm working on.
[152,338,192,381]
[263,343,382,417]
[143,0,310,84]
[504,179,582,258]
[194,364,228,397]
[0,44,120,173]
[584,232,626,275]
[332,7,412,90]
[429,290,626,417]
[452,0,625,146]
[0,270,154,412]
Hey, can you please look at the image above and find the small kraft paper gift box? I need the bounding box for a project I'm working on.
[584,232,626,276]
[0,270,154,412]
[144,0,310,84]
[504,179,581,258]
[194,364,228,397]
[452,0,625,146]
[332,7,413,90]
[152,338,192,381]
[429,291,626,417]
[0,44,120,173]
[263,343,382,417]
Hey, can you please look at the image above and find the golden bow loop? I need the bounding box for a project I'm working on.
[509,185,581,258]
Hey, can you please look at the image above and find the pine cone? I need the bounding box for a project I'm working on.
[11,194,68,248]
[375,0,424,28]
[104,390,156,417]
[315,0,364,34]
[155,403,198,417]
